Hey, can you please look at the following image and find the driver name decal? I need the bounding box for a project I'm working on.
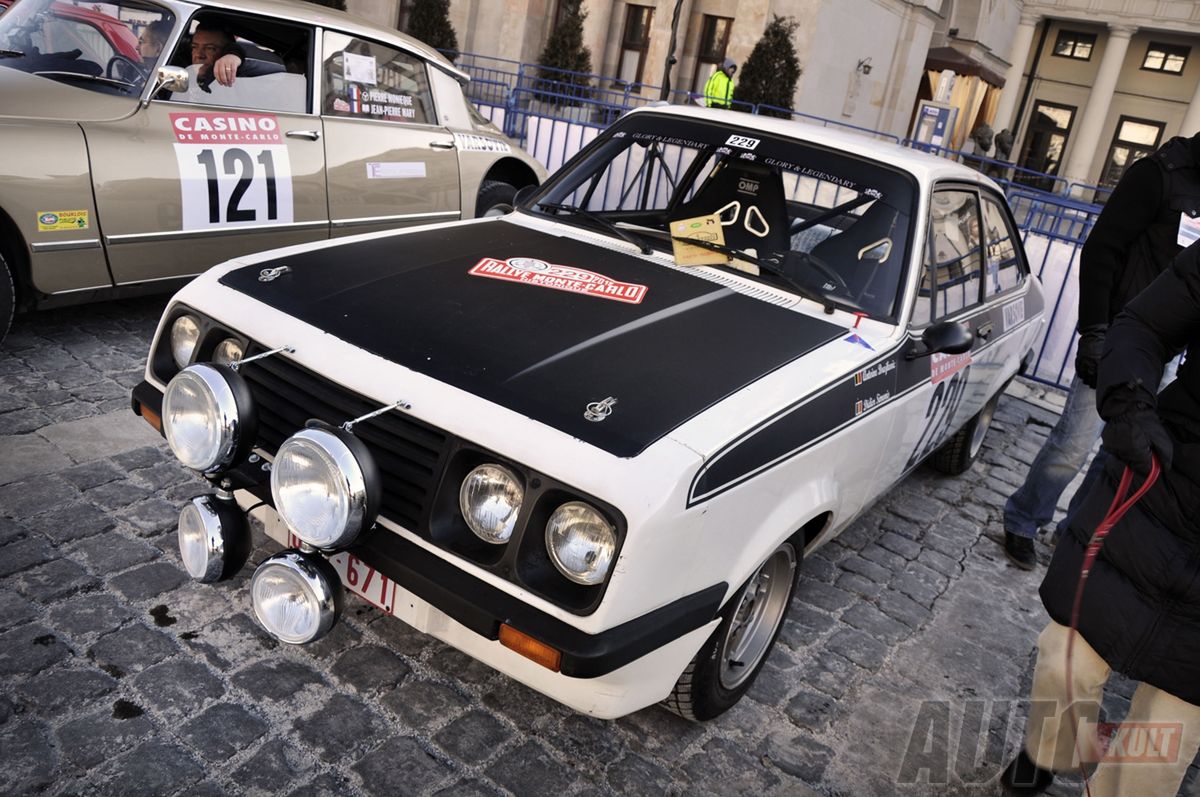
[469,257,648,304]
[170,112,294,231]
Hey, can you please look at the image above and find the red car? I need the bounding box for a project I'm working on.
[0,0,140,62]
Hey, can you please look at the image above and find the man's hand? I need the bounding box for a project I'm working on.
[213,53,241,87]
[1074,324,1107,389]
[1102,407,1172,474]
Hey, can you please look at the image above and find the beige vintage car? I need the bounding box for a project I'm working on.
[0,0,545,343]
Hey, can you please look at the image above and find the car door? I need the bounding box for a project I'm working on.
[883,185,997,479]
[82,12,328,286]
[319,30,461,238]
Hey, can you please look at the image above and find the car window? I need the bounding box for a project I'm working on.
[321,31,435,125]
[0,0,174,96]
[533,115,917,321]
[981,194,1023,298]
[163,13,311,114]
[911,230,935,327]
[926,189,983,319]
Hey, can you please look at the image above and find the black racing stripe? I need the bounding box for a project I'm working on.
[687,299,1039,505]
[218,221,845,458]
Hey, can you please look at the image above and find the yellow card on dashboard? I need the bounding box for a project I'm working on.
[671,214,728,266]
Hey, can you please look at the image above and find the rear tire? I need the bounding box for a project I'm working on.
[475,180,518,217]
[663,540,799,721]
[0,252,13,348]
[931,389,1001,475]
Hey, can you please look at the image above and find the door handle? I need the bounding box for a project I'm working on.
[976,322,994,340]
[429,140,456,150]
[286,130,321,141]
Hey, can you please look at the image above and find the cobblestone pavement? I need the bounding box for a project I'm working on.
[2,298,1199,797]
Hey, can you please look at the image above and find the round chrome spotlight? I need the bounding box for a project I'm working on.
[178,494,251,583]
[162,363,257,474]
[250,551,343,644]
[270,424,380,550]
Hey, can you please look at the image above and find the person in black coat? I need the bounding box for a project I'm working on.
[1001,239,1200,795]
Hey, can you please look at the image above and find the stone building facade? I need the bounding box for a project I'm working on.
[345,0,1200,189]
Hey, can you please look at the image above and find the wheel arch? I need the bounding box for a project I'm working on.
[482,157,540,190]
[0,203,32,311]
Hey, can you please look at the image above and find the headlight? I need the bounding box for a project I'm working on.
[271,426,379,550]
[545,502,616,585]
[459,464,523,544]
[170,314,201,368]
[212,338,244,366]
[178,494,250,582]
[162,364,255,473]
[250,551,342,644]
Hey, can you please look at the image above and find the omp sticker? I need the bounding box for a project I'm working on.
[170,112,293,230]
[1178,213,1200,247]
[366,162,426,179]
[1002,299,1025,330]
[453,133,512,153]
[725,134,760,150]
[37,210,88,231]
[342,51,378,85]
[469,257,647,304]
[931,351,971,384]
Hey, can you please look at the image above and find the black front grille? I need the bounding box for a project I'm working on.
[239,352,451,532]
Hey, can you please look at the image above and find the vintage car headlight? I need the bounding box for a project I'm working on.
[170,314,201,368]
[212,338,244,366]
[178,494,250,583]
[459,464,523,544]
[271,426,379,550]
[250,551,343,644]
[545,502,616,585]
[162,364,255,473]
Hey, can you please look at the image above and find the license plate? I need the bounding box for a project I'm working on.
[329,552,398,615]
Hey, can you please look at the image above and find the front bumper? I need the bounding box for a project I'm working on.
[133,380,726,717]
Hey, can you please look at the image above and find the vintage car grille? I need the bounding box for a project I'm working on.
[239,350,451,533]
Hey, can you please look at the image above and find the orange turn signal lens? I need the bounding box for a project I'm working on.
[139,403,163,434]
[499,623,561,672]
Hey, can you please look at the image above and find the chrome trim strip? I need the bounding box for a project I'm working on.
[106,220,329,245]
[331,211,459,229]
[114,273,201,287]
[30,239,102,253]
[45,283,114,295]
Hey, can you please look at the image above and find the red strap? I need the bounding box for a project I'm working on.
[1065,455,1160,795]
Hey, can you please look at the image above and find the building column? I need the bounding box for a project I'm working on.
[1063,24,1136,189]
[992,12,1040,133]
[1180,73,1200,137]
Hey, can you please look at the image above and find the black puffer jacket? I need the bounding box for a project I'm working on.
[1041,239,1200,705]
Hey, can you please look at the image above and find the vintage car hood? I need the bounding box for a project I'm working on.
[218,220,845,457]
[0,64,139,122]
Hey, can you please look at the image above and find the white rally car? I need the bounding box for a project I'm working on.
[131,106,1044,720]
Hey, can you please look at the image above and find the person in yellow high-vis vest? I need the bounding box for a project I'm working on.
[704,58,737,109]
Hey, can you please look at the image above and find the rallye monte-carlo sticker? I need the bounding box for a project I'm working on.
[171,112,294,230]
[468,257,648,304]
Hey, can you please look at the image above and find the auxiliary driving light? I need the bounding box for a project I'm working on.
[270,424,380,550]
[177,494,251,583]
[162,363,257,474]
[250,551,343,644]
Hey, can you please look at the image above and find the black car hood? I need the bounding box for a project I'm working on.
[219,220,844,457]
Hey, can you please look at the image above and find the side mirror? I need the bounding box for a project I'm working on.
[513,184,538,207]
[154,66,188,95]
[908,320,973,359]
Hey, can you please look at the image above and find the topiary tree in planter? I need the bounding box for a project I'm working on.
[535,0,593,107]
[734,15,801,117]
[406,0,459,62]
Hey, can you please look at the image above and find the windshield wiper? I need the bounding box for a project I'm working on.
[669,236,837,313]
[0,49,25,58]
[536,201,654,255]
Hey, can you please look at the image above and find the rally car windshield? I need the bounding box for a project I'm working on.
[0,0,173,96]
[529,114,917,321]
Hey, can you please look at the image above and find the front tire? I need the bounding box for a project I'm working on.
[663,540,799,721]
[475,180,518,217]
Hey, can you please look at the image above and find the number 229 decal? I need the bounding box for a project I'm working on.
[171,112,294,230]
[905,365,970,469]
